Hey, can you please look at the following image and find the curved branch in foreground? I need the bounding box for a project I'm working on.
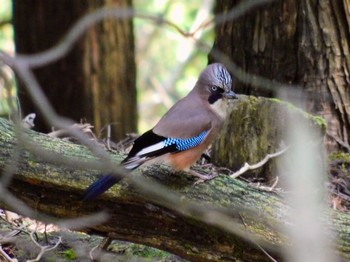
[0,118,348,261]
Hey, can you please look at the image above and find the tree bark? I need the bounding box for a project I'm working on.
[0,116,349,261]
[210,0,350,152]
[13,0,137,141]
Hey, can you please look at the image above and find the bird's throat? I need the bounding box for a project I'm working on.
[209,98,228,119]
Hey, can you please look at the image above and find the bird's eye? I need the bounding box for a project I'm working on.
[211,86,218,92]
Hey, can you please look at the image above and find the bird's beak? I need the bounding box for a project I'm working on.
[224,90,238,99]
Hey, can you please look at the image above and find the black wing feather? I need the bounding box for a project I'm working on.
[122,130,178,163]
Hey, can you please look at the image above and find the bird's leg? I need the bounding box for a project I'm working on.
[188,169,217,184]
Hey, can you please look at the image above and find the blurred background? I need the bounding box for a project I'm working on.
[0,0,214,134]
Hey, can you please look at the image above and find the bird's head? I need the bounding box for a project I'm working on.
[197,63,238,105]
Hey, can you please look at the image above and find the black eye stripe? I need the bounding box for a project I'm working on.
[208,93,223,104]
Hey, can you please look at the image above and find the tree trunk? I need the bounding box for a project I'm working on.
[13,0,137,141]
[210,0,350,152]
[0,115,349,261]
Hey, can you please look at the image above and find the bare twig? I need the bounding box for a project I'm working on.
[268,176,280,191]
[48,123,96,140]
[326,132,350,152]
[255,243,279,262]
[106,125,111,150]
[0,244,17,262]
[230,146,290,178]
[89,245,99,261]
[88,236,112,261]
[27,228,62,262]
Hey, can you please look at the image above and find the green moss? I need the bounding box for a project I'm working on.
[46,257,56,262]
[328,151,350,162]
[109,241,179,260]
[312,115,327,128]
[248,96,259,102]
[267,97,327,131]
[63,249,78,260]
[269,98,283,103]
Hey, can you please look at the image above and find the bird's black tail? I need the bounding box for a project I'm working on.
[83,174,121,201]
[83,156,144,201]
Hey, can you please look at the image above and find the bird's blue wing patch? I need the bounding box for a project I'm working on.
[164,130,209,151]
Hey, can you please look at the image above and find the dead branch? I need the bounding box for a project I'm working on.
[0,244,17,262]
[230,146,289,178]
[27,230,61,262]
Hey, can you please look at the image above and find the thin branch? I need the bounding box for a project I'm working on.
[256,243,279,262]
[230,146,290,178]
[0,244,17,262]
[89,245,99,260]
[47,123,96,140]
[326,132,350,152]
[27,228,62,262]
[88,236,113,260]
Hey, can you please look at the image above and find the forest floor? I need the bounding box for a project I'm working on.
[0,214,188,261]
[327,152,350,211]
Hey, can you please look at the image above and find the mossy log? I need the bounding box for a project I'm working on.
[0,115,348,261]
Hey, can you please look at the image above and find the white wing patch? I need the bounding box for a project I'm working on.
[136,141,165,156]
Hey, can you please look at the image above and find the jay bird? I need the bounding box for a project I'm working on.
[84,63,238,200]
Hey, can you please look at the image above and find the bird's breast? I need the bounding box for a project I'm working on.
[164,137,213,171]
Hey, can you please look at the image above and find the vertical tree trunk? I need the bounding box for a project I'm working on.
[13,0,137,141]
[211,0,350,152]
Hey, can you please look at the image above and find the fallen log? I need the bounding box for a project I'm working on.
[0,117,348,261]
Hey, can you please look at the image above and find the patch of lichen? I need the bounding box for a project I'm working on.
[267,97,327,131]
[328,151,350,162]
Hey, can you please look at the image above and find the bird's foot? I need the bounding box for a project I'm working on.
[189,170,217,185]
